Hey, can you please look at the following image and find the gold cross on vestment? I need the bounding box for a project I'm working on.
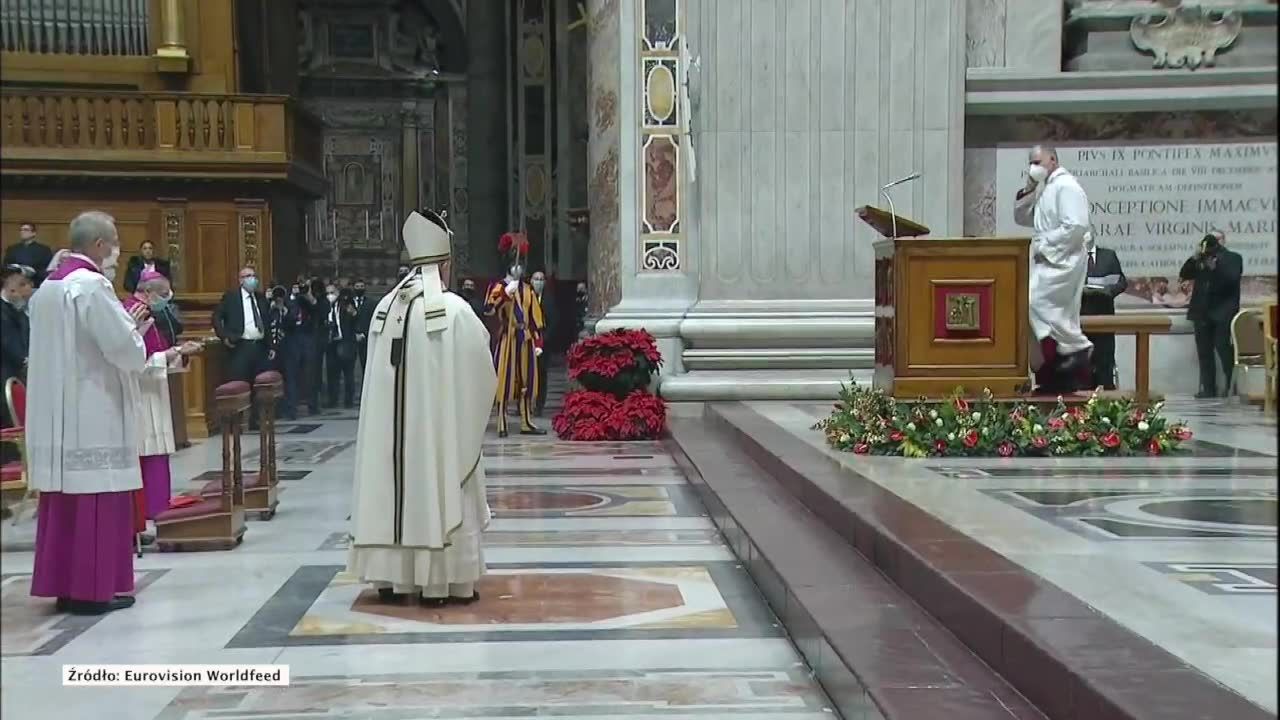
[567,2,588,32]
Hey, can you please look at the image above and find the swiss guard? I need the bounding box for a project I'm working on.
[484,231,546,437]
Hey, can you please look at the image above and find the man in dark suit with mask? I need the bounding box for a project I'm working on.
[1080,237,1128,391]
[213,266,274,428]
[1180,231,1243,398]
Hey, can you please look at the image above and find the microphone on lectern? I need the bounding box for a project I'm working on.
[881,172,921,191]
[878,172,921,239]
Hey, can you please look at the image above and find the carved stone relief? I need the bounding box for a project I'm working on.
[391,0,441,74]
[320,132,400,252]
[1064,0,1275,71]
[1130,3,1244,69]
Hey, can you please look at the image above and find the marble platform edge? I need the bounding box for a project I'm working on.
[666,418,1044,720]
[698,402,1275,720]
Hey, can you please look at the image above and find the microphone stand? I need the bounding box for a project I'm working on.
[879,187,900,240]
[878,172,921,240]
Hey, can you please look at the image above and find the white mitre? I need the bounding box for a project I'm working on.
[402,209,453,333]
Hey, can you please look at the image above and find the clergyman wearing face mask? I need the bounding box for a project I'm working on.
[1012,144,1094,394]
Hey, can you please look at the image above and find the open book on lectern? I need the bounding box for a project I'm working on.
[854,206,930,239]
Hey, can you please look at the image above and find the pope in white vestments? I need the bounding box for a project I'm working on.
[1013,145,1093,388]
[27,211,174,615]
[347,210,498,605]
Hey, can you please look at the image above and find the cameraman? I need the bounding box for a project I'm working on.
[325,286,359,409]
[1179,231,1242,398]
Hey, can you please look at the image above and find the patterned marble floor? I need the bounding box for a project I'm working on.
[752,397,1279,714]
[0,381,835,719]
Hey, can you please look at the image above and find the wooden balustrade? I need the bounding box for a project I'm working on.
[0,89,324,190]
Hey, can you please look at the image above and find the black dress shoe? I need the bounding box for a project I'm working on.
[497,429,508,438]
[54,597,70,612]
[449,592,480,606]
[520,427,547,436]
[376,588,405,604]
[66,596,135,615]
[1195,391,1218,399]
[419,596,449,608]
[1056,350,1089,375]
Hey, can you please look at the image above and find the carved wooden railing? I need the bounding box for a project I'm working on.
[0,0,151,56]
[0,89,325,187]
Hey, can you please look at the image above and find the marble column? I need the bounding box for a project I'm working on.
[586,0,625,319]
[401,102,420,229]
[602,0,968,400]
[590,0,700,376]
[465,0,508,277]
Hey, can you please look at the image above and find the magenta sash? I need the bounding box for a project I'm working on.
[46,254,102,281]
[123,295,170,354]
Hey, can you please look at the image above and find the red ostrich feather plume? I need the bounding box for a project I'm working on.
[498,232,530,255]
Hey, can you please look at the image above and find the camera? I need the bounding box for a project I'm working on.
[1200,233,1221,255]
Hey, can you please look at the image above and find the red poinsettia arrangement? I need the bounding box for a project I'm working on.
[565,328,663,397]
[814,381,1193,458]
[555,329,667,441]
[553,390,667,441]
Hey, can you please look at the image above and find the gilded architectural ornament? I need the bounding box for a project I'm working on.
[162,207,184,288]
[239,212,261,271]
[1130,2,1244,69]
[945,293,981,332]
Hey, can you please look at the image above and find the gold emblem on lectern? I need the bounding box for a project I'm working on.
[945,293,980,331]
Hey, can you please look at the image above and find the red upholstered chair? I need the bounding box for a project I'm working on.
[2,378,29,520]
[201,371,282,519]
[156,381,249,551]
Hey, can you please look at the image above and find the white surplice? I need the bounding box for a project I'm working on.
[137,347,183,457]
[26,259,149,494]
[347,271,498,596]
[1014,167,1093,357]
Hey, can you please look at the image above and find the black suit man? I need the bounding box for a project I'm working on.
[531,271,556,416]
[351,280,374,377]
[0,265,33,388]
[1080,242,1128,391]
[213,267,274,427]
[123,240,173,292]
[1180,232,1244,398]
[3,222,54,287]
[0,265,32,465]
[325,288,359,409]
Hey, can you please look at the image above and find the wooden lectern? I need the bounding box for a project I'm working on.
[857,206,1031,399]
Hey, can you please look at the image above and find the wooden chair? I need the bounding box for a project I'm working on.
[1228,308,1266,401]
[2,378,28,521]
[155,381,249,551]
[199,371,281,519]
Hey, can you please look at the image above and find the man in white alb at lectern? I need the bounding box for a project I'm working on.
[1013,145,1093,393]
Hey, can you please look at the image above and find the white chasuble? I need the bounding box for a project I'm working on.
[1014,167,1093,356]
[26,266,148,495]
[347,274,498,591]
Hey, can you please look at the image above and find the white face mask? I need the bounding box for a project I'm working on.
[327,293,339,303]
[531,279,545,292]
[5,294,26,311]
[1028,164,1049,184]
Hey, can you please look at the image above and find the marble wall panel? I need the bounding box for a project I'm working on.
[964,109,1279,236]
[687,0,966,302]
[966,0,1006,68]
